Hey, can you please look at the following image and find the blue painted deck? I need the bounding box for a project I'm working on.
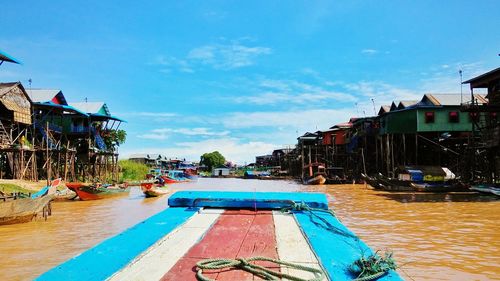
[168,191,329,209]
[295,211,403,281]
[36,207,198,281]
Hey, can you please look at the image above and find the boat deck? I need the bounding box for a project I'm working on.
[36,191,402,281]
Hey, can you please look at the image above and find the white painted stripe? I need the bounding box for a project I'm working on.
[273,211,324,279]
[108,209,223,281]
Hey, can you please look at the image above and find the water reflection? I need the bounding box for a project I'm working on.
[0,178,498,281]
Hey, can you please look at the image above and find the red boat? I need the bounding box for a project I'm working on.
[66,182,130,201]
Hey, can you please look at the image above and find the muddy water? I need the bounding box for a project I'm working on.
[0,178,498,280]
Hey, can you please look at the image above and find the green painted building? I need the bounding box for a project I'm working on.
[379,94,488,135]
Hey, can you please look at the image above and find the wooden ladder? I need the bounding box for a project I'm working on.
[0,120,12,146]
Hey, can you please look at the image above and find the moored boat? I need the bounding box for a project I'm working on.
[0,195,54,225]
[305,174,327,185]
[302,162,327,185]
[365,166,467,192]
[36,191,403,281]
[66,182,130,201]
[140,182,169,198]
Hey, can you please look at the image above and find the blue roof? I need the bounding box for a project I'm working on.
[89,113,127,123]
[0,50,21,64]
[34,102,89,116]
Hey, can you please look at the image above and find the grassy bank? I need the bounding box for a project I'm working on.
[118,160,149,182]
[0,183,35,195]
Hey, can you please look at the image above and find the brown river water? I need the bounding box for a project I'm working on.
[0,178,499,280]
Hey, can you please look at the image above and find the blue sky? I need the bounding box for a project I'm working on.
[1,1,499,164]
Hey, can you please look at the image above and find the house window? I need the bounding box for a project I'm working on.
[490,112,498,121]
[425,112,435,123]
[449,111,459,123]
[469,112,479,122]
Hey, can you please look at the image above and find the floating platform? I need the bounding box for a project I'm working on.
[37,191,402,281]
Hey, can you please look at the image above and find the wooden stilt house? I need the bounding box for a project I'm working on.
[462,67,500,184]
[69,102,125,182]
[29,89,88,181]
[377,93,487,178]
[0,82,36,180]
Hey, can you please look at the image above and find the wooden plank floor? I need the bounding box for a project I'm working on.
[109,209,223,281]
[273,211,323,279]
[161,210,279,281]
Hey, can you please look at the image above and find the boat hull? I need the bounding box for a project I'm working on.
[0,195,54,225]
[140,183,169,198]
[304,174,326,185]
[67,183,130,201]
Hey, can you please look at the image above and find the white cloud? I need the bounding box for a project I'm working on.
[135,112,178,117]
[153,40,271,73]
[138,127,230,140]
[361,49,378,55]
[188,43,271,70]
[122,137,277,164]
[221,108,356,131]
[234,79,357,105]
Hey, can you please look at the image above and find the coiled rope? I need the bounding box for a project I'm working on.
[195,202,397,281]
[196,256,325,281]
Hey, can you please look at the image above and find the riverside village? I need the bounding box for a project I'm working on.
[1,2,499,281]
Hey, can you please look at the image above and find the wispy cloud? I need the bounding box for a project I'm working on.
[234,79,357,105]
[138,127,230,140]
[154,40,271,73]
[361,49,378,55]
[135,112,178,117]
[187,43,271,70]
[122,137,277,164]
[221,108,356,131]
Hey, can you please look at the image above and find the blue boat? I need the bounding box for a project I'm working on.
[36,191,403,281]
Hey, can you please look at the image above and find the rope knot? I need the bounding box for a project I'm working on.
[236,258,249,266]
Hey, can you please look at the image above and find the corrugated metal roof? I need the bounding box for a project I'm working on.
[422,93,487,106]
[462,67,500,86]
[398,100,418,108]
[71,102,109,115]
[28,89,62,103]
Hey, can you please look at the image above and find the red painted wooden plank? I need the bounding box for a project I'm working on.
[161,210,279,281]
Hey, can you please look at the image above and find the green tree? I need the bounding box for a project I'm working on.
[200,151,226,171]
[103,129,127,149]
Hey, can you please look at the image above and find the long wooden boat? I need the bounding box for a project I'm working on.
[0,195,54,225]
[66,183,130,201]
[367,174,466,192]
[140,182,169,198]
[37,191,403,281]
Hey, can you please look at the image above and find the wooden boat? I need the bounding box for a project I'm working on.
[0,194,54,225]
[303,162,327,185]
[140,182,169,198]
[37,191,403,281]
[470,185,500,196]
[164,170,191,183]
[304,174,327,185]
[66,182,130,201]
